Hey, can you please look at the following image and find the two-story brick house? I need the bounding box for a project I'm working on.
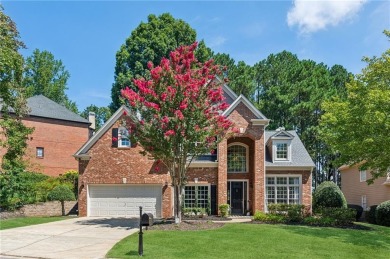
[1,95,91,176]
[74,84,314,218]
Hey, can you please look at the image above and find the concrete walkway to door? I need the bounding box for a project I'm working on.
[0,217,139,259]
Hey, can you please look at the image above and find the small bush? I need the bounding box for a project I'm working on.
[319,207,356,225]
[303,216,336,226]
[366,205,378,224]
[47,185,76,216]
[219,204,230,217]
[59,170,78,198]
[348,204,363,221]
[183,207,207,217]
[253,211,286,223]
[268,203,305,222]
[313,181,347,211]
[376,200,390,226]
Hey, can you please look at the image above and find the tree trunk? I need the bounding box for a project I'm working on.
[61,201,65,216]
[174,185,182,223]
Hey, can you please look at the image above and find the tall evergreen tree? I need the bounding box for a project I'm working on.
[23,49,78,113]
[111,13,197,112]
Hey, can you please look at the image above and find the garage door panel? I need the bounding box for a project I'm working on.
[88,185,162,218]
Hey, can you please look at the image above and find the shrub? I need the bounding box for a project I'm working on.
[303,216,336,226]
[59,170,78,198]
[182,207,207,217]
[267,203,305,222]
[347,204,363,221]
[313,181,347,211]
[0,172,49,210]
[47,185,76,216]
[219,204,230,217]
[375,200,390,226]
[366,205,378,224]
[319,207,356,225]
[253,211,286,223]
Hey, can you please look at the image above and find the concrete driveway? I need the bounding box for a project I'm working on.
[0,217,139,259]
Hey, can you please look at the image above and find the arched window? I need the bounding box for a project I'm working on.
[227,143,248,173]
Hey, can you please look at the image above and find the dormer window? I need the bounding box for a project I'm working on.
[276,143,288,159]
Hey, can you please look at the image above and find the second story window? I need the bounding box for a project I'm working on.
[360,170,367,182]
[227,143,248,173]
[36,147,44,158]
[276,143,288,160]
[118,126,130,148]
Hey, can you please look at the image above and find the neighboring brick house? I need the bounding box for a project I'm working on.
[74,85,314,218]
[1,95,91,176]
[339,165,390,210]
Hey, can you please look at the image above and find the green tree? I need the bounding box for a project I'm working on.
[23,49,78,113]
[0,6,33,173]
[213,53,255,100]
[80,105,111,131]
[121,43,234,223]
[111,13,197,112]
[254,51,351,187]
[0,6,34,210]
[47,185,75,216]
[321,30,390,183]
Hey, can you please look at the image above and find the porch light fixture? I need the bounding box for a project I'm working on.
[194,178,198,183]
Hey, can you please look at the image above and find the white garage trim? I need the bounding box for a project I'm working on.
[87,184,162,218]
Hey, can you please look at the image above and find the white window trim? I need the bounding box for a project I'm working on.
[265,174,302,208]
[360,170,367,182]
[227,142,249,173]
[272,140,292,162]
[118,126,131,148]
[361,195,367,210]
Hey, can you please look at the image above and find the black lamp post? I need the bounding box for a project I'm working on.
[138,206,143,256]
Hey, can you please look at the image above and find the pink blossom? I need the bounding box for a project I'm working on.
[164,130,175,137]
[147,61,154,70]
[232,127,240,134]
[144,101,160,111]
[160,93,168,101]
[140,120,145,125]
[174,110,184,120]
[112,137,118,142]
[123,110,128,116]
[154,166,160,172]
[161,116,170,124]
[179,100,188,110]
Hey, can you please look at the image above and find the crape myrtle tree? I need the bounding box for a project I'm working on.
[121,43,235,223]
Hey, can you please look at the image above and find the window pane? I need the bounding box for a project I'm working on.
[289,177,299,185]
[227,145,247,172]
[266,186,275,204]
[277,177,287,185]
[276,186,288,203]
[267,177,275,185]
[276,143,288,159]
[289,186,300,204]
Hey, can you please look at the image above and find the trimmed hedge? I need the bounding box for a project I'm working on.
[347,204,363,221]
[376,200,390,226]
[313,181,347,211]
[366,205,378,224]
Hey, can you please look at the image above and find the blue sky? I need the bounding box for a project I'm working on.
[2,0,389,112]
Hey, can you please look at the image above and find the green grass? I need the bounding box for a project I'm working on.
[107,223,390,259]
[0,216,67,230]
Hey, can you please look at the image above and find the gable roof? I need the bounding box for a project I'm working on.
[270,130,295,139]
[74,105,130,158]
[26,95,90,124]
[265,130,315,169]
[222,94,268,120]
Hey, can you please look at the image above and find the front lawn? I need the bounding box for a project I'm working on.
[0,216,67,230]
[107,223,390,258]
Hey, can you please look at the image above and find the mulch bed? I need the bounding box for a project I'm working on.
[149,219,225,231]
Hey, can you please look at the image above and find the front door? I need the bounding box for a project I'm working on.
[227,181,247,215]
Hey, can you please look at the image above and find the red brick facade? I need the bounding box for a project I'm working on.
[0,116,89,176]
[77,102,313,218]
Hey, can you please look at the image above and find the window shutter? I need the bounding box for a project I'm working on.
[210,185,217,215]
[112,128,118,147]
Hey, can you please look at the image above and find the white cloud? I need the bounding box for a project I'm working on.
[287,0,368,34]
[208,36,227,48]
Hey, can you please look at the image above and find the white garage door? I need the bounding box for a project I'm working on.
[88,185,162,218]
